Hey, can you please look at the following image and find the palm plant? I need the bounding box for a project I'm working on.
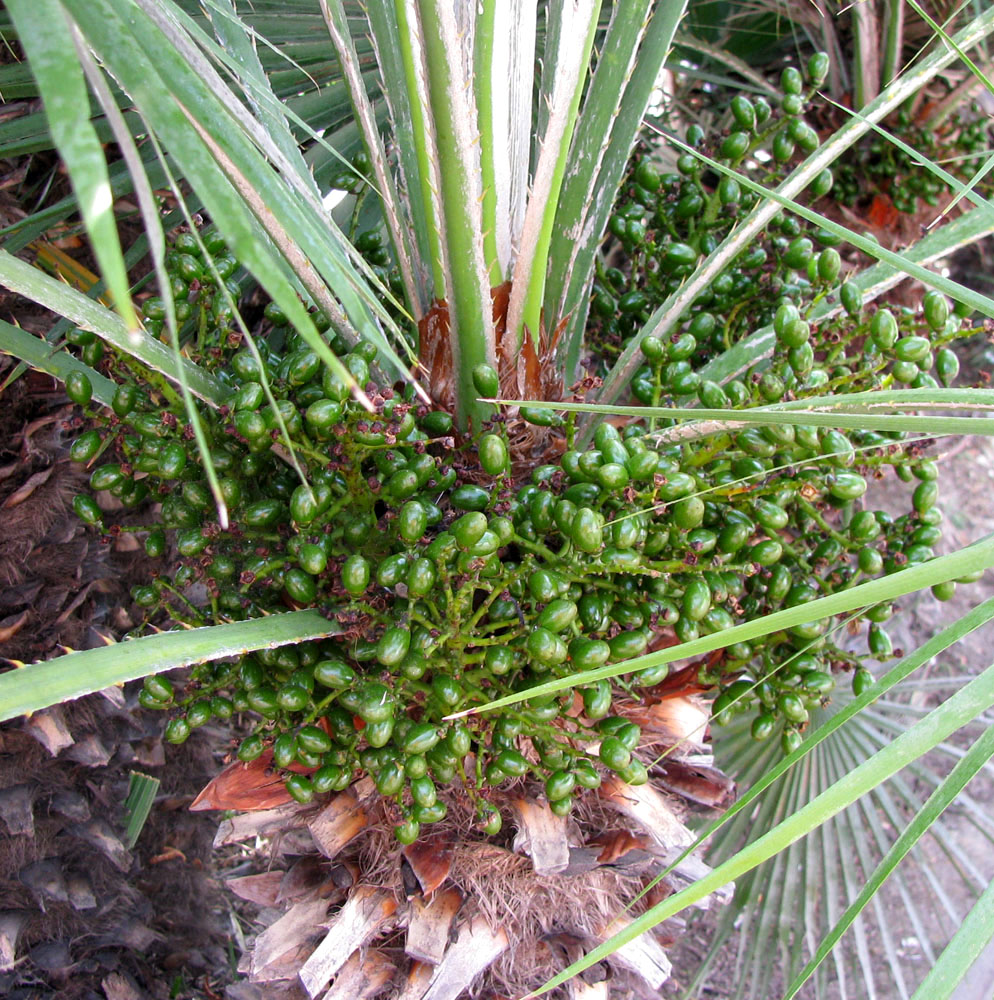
[2,0,994,997]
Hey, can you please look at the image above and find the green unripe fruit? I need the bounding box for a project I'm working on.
[870,308,898,349]
[635,159,661,191]
[807,51,830,85]
[341,554,371,596]
[452,511,488,549]
[778,691,808,724]
[894,336,931,363]
[283,568,317,604]
[788,120,819,153]
[840,282,862,317]
[923,290,949,332]
[397,500,428,544]
[913,480,938,513]
[697,380,728,409]
[297,725,333,755]
[536,599,579,633]
[599,737,631,772]
[828,471,867,500]
[751,713,776,741]
[376,554,409,589]
[237,734,265,762]
[420,410,454,436]
[478,434,508,475]
[682,578,712,621]
[70,430,102,464]
[782,66,804,94]
[783,237,814,271]
[675,192,704,219]
[779,318,810,349]
[451,485,489,511]
[868,625,893,658]
[672,495,705,530]
[111,383,139,417]
[234,409,267,441]
[721,131,750,161]
[520,406,563,427]
[892,360,919,384]
[375,761,405,797]
[852,668,874,696]
[858,546,884,574]
[164,718,191,744]
[405,557,436,598]
[527,627,568,666]
[810,167,833,198]
[730,94,756,131]
[410,776,437,809]
[935,348,959,386]
[772,131,795,163]
[276,684,310,712]
[305,398,343,434]
[571,507,603,553]
[376,626,410,667]
[817,248,841,283]
[781,93,804,116]
[545,770,575,802]
[64,371,94,407]
[774,301,800,336]
[640,335,665,361]
[80,340,104,366]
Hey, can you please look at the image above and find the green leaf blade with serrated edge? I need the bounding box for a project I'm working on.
[6,0,141,337]
[0,250,230,404]
[0,611,340,722]
[550,1,688,377]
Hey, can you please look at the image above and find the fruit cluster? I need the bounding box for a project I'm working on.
[833,103,993,216]
[63,70,978,840]
[592,56,836,360]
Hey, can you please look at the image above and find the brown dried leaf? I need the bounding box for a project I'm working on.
[510,797,570,875]
[598,776,694,850]
[213,802,309,848]
[298,886,397,998]
[226,872,285,907]
[405,887,462,964]
[1,467,54,508]
[591,915,671,992]
[251,898,329,978]
[588,829,651,866]
[322,949,395,999]
[419,913,509,1000]
[307,784,370,861]
[396,961,434,1000]
[191,752,301,811]
[277,856,329,902]
[0,611,28,642]
[25,706,74,756]
[652,759,736,810]
[402,833,454,897]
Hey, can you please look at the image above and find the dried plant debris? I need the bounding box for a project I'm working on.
[208,753,732,1000]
